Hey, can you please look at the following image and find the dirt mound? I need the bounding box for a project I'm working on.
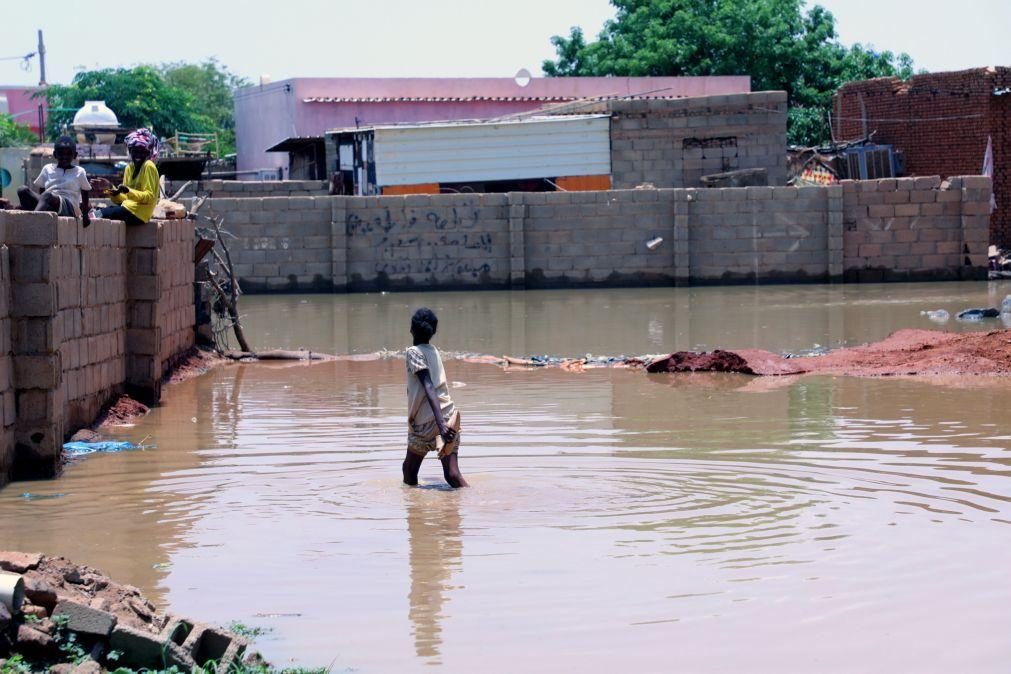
[790,328,1011,376]
[646,349,756,374]
[165,347,228,384]
[92,396,149,428]
[643,329,1011,378]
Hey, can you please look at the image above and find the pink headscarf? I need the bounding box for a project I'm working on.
[125,128,160,159]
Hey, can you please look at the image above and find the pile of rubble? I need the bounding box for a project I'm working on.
[0,551,256,672]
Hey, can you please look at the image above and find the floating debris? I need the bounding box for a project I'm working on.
[21,492,67,501]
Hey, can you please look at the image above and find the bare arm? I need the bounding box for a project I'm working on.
[416,369,456,443]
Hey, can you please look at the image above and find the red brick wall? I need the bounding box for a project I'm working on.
[833,68,1011,247]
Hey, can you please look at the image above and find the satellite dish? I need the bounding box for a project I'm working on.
[514,68,532,87]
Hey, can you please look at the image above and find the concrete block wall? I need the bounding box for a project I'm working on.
[0,212,196,484]
[610,92,789,190]
[165,180,329,200]
[841,176,991,281]
[342,193,511,290]
[197,177,991,293]
[200,196,335,292]
[523,189,676,285]
[126,220,197,401]
[53,219,128,432]
[0,224,12,482]
[688,185,834,283]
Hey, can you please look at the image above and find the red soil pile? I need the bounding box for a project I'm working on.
[164,347,228,383]
[93,395,149,427]
[646,349,755,374]
[789,328,1011,377]
[646,329,1011,378]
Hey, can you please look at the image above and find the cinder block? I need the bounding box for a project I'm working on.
[125,222,161,248]
[12,283,57,317]
[52,600,117,637]
[14,355,61,389]
[128,275,161,300]
[8,212,59,246]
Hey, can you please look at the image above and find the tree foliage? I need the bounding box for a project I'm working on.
[0,114,38,147]
[42,60,247,155]
[542,0,916,146]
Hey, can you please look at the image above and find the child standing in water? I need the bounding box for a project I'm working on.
[403,308,468,488]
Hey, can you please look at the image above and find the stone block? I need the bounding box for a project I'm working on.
[53,600,117,637]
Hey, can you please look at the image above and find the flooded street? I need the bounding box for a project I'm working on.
[3,282,1011,673]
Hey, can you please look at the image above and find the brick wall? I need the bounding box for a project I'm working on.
[196,178,989,292]
[609,92,789,190]
[833,68,1011,247]
[0,212,196,484]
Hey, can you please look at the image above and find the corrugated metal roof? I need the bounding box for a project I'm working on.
[304,95,577,103]
[327,114,609,136]
[373,116,611,186]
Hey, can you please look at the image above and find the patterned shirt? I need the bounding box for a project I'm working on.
[405,344,455,426]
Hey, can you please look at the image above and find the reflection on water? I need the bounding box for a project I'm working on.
[1,283,1010,672]
[405,488,463,663]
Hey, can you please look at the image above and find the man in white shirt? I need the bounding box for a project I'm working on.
[17,136,92,226]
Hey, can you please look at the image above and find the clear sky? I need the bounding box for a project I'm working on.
[1,0,1007,87]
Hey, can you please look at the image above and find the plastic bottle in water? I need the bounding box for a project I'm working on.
[920,309,949,323]
[1002,295,1011,315]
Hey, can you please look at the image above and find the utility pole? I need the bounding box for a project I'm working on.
[37,29,46,85]
[37,29,47,141]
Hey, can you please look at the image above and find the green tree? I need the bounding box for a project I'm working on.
[42,60,247,155]
[542,0,916,146]
[0,114,38,147]
[160,58,248,155]
[44,66,207,140]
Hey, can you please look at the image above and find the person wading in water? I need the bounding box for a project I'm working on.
[402,308,468,488]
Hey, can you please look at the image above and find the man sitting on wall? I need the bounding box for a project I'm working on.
[16,135,92,227]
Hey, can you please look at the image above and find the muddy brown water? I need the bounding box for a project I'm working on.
[3,282,1011,673]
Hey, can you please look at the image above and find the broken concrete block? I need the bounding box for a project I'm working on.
[0,551,43,573]
[15,623,57,656]
[110,624,166,669]
[52,600,118,637]
[23,577,58,611]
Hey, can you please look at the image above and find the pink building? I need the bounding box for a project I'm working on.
[0,85,46,138]
[234,76,751,177]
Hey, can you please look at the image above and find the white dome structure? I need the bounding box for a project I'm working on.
[72,101,119,144]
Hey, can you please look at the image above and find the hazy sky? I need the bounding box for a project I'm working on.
[1,0,1007,87]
